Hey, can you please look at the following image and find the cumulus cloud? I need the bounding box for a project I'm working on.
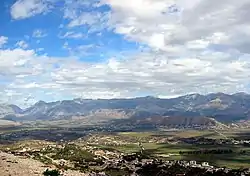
[67,12,109,30]
[32,29,47,38]
[10,0,53,20]
[15,40,29,49]
[0,47,71,105]
[0,36,8,48]
[58,31,85,39]
[60,0,250,52]
[3,0,250,106]
[3,48,250,106]
[62,0,109,33]
[49,51,250,97]
[0,49,39,78]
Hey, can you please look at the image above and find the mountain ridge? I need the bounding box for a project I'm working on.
[2,92,250,123]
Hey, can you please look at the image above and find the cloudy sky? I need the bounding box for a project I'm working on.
[0,0,250,106]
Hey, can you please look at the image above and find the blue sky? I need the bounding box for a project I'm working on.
[0,1,138,60]
[0,0,250,106]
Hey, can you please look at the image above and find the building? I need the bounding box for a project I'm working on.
[202,162,209,167]
[190,160,196,166]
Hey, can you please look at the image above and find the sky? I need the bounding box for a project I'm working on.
[1,0,250,107]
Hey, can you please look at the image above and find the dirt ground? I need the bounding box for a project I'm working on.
[0,152,88,176]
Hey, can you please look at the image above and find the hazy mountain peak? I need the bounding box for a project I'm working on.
[233,92,249,96]
[182,93,202,100]
[35,100,46,106]
[208,92,229,97]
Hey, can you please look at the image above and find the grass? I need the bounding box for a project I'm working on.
[93,141,250,169]
[93,143,197,155]
[172,130,213,138]
[93,144,140,154]
[117,130,234,139]
[144,143,250,169]
[118,132,154,138]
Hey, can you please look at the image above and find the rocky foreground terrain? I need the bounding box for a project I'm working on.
[0,152,88,176]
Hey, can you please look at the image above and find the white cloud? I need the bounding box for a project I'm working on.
[32,29,47,38]
[3,0,250,106]
[58,31,85,39]
[0,49,36,75]
[63,1,109,32]
[47,50,250,99]
[10,0,52,20]
[0,36,8,48]
[15,40,29,49]
[1,47,250,106]
[100,0,250,53]
[67,12,108,29]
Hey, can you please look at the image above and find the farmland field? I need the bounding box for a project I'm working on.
[2,127,250,169]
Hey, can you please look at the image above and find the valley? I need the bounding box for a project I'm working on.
[2,126,250,175]
[2,93,250,175]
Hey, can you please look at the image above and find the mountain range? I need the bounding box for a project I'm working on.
[1,92,250,126]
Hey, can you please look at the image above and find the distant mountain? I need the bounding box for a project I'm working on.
[0,104,22,118]
[109,116,228,130]
[3,92,250,123]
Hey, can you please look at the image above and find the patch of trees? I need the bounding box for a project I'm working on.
[179,149,233,155]
[51,144,96,163]
[122,152,151,162]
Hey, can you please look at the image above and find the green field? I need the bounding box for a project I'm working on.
[117,129,250,140]
[118,130,224,139]
[91,129,250,169]
[94,142,250,169]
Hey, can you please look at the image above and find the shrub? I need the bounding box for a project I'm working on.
[43,169,61,176]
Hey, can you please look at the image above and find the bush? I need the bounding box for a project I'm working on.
[43,169,61,176]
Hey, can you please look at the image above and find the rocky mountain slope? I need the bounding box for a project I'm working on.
[3,92,250,123]
[109,115,228,130]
